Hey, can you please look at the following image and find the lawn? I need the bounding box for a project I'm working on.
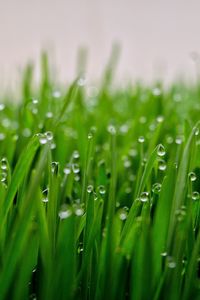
[0,51,199,299]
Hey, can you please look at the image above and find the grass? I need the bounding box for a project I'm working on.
[0,50,200,299]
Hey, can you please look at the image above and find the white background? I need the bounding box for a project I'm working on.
[1,0,200,85]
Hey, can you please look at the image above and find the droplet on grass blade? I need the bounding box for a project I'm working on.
[118,208,128,221]
[72,163,80,174]
[1,158,8,170]
[58,205,72,219]
[188,172,197,182]
[45,131,53,141]
[75,206,84,216]
[97,185,106,195]
[73,150,80,159]
[193,126,199,136]
[192,191,200,201]
[138,136,145,143]
[0,103,5,111]
[87,185,93,193]
[63,165,71,175]
[140,192,149,202]
[157,144,166,157]
[107,125,116,135]
[152,183,162,194]
[158,159,167,171]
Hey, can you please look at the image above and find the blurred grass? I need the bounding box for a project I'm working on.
[0,48,199,299]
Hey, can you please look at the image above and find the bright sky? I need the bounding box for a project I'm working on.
[1,0,200,84]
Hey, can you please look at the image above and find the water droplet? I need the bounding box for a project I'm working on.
[0,103,5,111]
[118,208,128,221]
[1,158,7,170]
[107,125,116,135]
[188,172,197,182]
[1,171,7,182]
[52,90,61,98]
[140,192,149,202]
[51,143,56,149]
[73,150,80,159]
[152,183,162,194]
[192,191,200,201]
[120,124,129,133]
[46,111,53,118]
[158,159,167,171]
[152,87,161,96]
[157,144,166,157]
[193,127,199,136]
[72,163,80,174]
[156,115,164,123]
[138,136,145,143]
[58,205,72,219]
[45,131,53,141]
[75,206,84,216]
[87,185,93,193]
[161,252,168,257]
[39,134,47,145]
[88,132,93,140]
[51,162,59,174]
[167,257,176,269]
[0,133,5,141]
[77,76,87,87]
[63,165,71,175]
[32,99,38,105]
[97,185,106,195]
[175,136,183,145]
[124,160,131,168]
[42,188,49,202]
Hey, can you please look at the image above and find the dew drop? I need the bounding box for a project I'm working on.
[192,191,200,201]
[51,162,59,174]
[107,125,116,135]
[0,103,5,111]
[1,158,7,170]
[63,165,71,175]
[124,159,131,168]
[193,127,199,136]
[157,144,166,157]
[46,111,53,118]
[158,159,167,171]
[52,90,61,98]
[188,172,197,182]
[58,205,72,219]
[140,192,149,202]
[97,185,106,195]
[45,131,53,141]
[138,136,145,143]
[0,133,5,141]
[72,163,80,174]
[167,257,176,269]
[152,183,162,194]
[75,206,84,216]
[39,135,47,145]
[118,208,128,221]
[87,185,93,193]
[156,115,164,123]
[175,136,183,145]
[73,150,80,159]
[88,132,93,140]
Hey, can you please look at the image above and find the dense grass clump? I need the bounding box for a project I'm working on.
[0,52,200,300]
